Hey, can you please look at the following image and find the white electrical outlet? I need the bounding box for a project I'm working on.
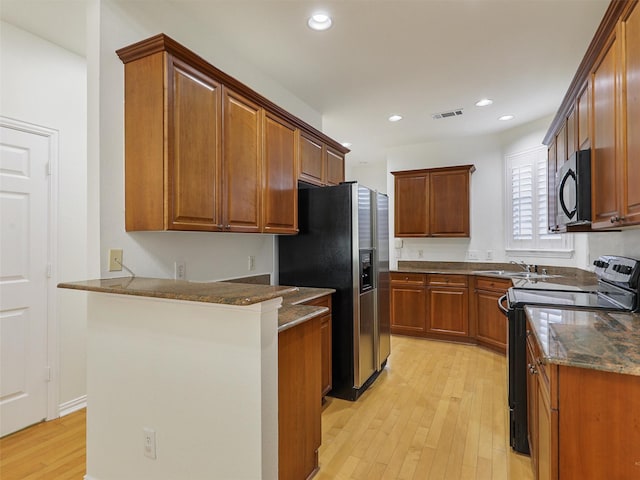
[174,261,186,280]
[468,250,480,261]
[417,249,424,258]
[108,249,123,272]
[248,255,256,271]
[486,250,494,260]
[143,427,157,459]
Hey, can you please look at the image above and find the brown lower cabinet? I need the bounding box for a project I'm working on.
[391,273,512,351]
[278,315,322,480]
[526,318,640,480]
[390,273,427,335]
[473,276,512,354]
[426,274,470,340]
[302,294,333,398]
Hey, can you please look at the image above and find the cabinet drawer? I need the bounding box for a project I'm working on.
[475,276,512,292]
[427,274,468,287]
[390,272,426,285]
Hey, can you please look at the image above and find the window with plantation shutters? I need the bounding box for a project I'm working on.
[505,146,572,256]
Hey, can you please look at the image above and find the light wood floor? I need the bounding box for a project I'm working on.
[0,408,85,479]
[0,336,532,480]
[316,336,533,480]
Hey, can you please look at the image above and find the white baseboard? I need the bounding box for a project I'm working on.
[59,395,87,417]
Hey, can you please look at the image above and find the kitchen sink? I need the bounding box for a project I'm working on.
[473,270,561,279]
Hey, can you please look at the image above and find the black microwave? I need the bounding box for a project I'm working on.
[556,149,591,227]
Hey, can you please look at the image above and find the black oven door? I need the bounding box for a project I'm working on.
[500,293,530,454]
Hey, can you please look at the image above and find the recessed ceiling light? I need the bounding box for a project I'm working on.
[388,114,403,122]
[341,142,352,148]
[308,12,333,31]
[475,98,493,107]
[498,115,515,121]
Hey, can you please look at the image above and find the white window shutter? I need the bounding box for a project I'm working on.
[505,146,572,255]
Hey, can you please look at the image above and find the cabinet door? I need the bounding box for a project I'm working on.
[167,57,222,231]
[547,140,559,233]
[390,285,427,335]
[427,287,469,337]
[577,82,590,149]
[394,173,429,237]
[263,112,298,234]
[537,373,555,480]
[556,122,568,165]
[299,132,324,186]
[320,314,332,397]
[623,3,640,226]
[278,316,321,480]
[476,290,507,353]
[326,146,345,186]
[222,88,262,232]
[591,34,621,229]
[429,169,470,237]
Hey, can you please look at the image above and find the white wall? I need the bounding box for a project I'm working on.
[95,0,323,282]
[347,161,388,194]
[386,132,505,267]
[0,22,89,408]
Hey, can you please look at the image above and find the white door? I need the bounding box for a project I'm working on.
[0,122,51,436]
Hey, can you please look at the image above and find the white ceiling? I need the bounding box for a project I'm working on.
[0,0,610,166]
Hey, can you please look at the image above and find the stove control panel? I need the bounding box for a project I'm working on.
[594,255,640,288]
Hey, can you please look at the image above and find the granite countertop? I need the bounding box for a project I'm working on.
[392,261,599,290]
[525,306,640,376]
[278,287,335,332]
[58,277,334,333]
[58,277,298,306]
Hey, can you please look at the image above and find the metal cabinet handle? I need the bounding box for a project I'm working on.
[610,216,626,223]
[528,363,537,375]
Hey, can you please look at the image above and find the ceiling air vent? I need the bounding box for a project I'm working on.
[432,108,464,120]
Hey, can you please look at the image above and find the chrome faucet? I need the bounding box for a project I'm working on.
[510,260,532,272]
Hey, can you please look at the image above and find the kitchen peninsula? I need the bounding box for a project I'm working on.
[58,277,333,480]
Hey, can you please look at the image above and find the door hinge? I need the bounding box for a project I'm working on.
[46,264,52,278]
[45,366,51,382]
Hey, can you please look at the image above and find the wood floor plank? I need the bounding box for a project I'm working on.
[0,336,533,480]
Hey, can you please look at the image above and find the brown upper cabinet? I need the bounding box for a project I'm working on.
[298,132,345,187]
[116,34,348,233]
[577,82,591,150]
[222,88,262,233]
[544,0,640,231]
[392,165,474,238]
[621,2,640,227]
[263,111,298,234]
[591,31,620,229]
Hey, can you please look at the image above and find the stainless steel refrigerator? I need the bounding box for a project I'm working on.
[278,182,390,401]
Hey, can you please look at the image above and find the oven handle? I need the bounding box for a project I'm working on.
[498,294,509,316]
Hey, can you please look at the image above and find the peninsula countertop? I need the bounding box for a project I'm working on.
[58,277,334,333]
[525,306,640,376]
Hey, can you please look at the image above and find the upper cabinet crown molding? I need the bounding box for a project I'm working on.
[116,33,349,155]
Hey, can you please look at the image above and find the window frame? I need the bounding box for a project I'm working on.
[504,145,573,258]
